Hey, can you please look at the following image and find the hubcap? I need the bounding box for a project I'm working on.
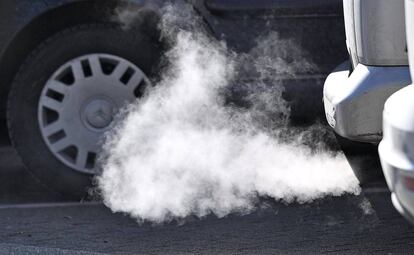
[38,54,149,174]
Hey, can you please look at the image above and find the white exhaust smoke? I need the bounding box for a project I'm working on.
[97,3,360,223]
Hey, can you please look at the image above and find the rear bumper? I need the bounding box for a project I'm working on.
[391,192,414,225]
[323,63,410,143]
[380,139,414,222]
[380,143,414,224]
[379,85,414,224]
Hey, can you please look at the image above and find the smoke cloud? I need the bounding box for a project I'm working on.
[97,3,360,223]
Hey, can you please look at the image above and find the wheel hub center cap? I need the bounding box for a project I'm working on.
[38,53,150,174]
[84,99,115,129]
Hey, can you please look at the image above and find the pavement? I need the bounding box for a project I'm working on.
[1,128,414,254]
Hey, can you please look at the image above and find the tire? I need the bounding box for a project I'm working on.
[336,135,385,186]
[7,24,162,199]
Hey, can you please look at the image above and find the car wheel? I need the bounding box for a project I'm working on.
[335,135,385,186]
[7,24,161,198]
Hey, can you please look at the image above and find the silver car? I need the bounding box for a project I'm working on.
[379,0,414,224]
[323,0,411,183]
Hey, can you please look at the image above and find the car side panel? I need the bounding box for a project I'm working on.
[193,0,346,75]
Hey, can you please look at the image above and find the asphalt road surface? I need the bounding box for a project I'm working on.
[1,129,414,254]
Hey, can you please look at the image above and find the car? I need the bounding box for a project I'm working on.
[378,0,414,224]
[0,0,346,198]
[323,0,411,184]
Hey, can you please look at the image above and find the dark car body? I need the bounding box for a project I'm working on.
[0,0,346,140]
